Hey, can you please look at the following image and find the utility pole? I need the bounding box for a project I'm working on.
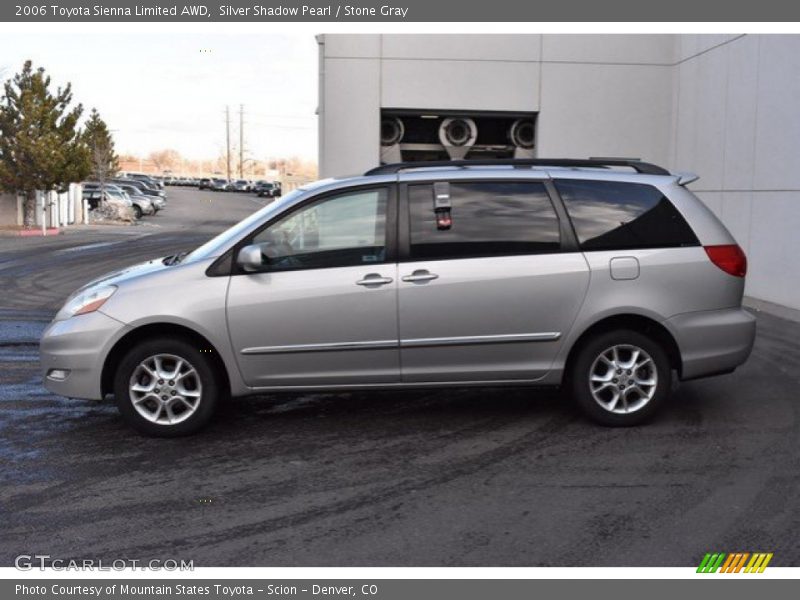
[239,104,244,179]
[225,105,231,181]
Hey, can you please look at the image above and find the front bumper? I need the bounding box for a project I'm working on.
[666,307,757,381]
[40,311,129,400]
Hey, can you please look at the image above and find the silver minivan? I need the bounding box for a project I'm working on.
[41,159,756,436]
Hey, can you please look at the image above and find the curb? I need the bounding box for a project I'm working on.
[15,228,62,237]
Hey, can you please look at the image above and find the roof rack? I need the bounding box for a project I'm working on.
[363,158,671,176]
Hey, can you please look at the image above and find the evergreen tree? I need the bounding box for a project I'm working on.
[83,108,119,186]
[0,61,90,226]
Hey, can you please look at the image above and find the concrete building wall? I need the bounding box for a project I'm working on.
[537,35,673,166]
[318,34,800,310]
[318,34,675,176]
[0,193,20,226]
[672,35,800,309]
[317,35,382,179]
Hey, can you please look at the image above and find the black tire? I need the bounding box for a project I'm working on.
[113,338,220,437]
[569,329,671,426]
[132,205,143,219]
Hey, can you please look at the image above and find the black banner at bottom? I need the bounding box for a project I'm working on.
[4,579,798,600]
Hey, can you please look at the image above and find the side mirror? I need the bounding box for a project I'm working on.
[236,244,265,272]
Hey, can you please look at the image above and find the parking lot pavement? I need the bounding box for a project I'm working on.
[1,187,799,567]
[0,188,269,312]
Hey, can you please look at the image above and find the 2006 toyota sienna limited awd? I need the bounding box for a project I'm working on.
[41,158,756,436]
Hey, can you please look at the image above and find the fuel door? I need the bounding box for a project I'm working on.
[609,256,640,280]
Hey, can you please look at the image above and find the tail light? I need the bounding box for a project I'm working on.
[704,244,747,277]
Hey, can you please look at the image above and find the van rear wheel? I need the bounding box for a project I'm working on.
[570,329,670,426]
[113,338,219,436]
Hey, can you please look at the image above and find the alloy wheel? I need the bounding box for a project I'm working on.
[588,344,658,414]
[128,353,203,425]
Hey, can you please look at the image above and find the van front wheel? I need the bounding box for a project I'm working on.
[570,329,670,426]
[113,338,219,436]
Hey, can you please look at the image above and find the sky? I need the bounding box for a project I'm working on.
[0,33,319,162]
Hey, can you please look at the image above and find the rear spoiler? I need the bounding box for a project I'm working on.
[674,171,700,186]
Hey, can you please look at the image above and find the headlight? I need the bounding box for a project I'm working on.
[56,285,117,320]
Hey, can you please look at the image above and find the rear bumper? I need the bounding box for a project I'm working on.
[665,307,756,381]
[40,311,128,400]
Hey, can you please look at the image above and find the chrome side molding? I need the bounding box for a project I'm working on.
[241,340,398,355]
[241,332,560,355]
[400,332,561,348]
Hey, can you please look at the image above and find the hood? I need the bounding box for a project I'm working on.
[73,256,173,295]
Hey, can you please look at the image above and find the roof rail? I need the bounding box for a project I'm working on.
[363,158,671,176]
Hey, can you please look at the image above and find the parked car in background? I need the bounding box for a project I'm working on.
[102,186,154,219]
[81,182,109,195]
[198,178,213,190]
[113,178,167,202]
[150,196,166,211]
[81,189,127,212]
[81,184,153,219]
[110,179,161,215]
[229,179,250,192]
[255,181,281,198]
[122,172,164,190]
[212,179,231,192]
[83,183,132,203]
[117,183,164,213]
[117,192,154,219]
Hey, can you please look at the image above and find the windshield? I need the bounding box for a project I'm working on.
[184,189,303,262]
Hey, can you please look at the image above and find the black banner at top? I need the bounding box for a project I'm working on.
[2,0,800,22]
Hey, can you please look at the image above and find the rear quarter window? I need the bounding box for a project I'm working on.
[555,179,699,251]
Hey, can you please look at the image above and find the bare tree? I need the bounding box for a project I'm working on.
[148,149,182,174]
[82,109,118,205]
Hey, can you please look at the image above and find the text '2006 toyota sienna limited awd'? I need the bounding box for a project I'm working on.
[41,158,756,436]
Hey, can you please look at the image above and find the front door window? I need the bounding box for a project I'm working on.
[250,188,389,271]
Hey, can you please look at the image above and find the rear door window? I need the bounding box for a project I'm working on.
[554,179,699,251]
[407,181,560,261]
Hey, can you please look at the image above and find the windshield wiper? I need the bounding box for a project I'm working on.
[162,251,188,266]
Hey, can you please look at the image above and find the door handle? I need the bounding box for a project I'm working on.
[402,270,439,283]
[356,274,393,286]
